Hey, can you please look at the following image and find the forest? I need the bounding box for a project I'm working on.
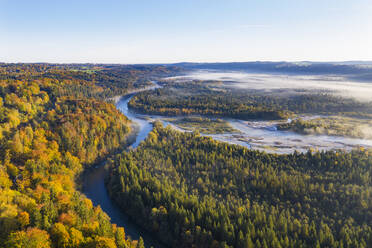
[0,63,183,100]
[0,63,181,247]
[129,80,372,120]
[277,117,372,140]
[2,63,372,248]
[107,122,372,248]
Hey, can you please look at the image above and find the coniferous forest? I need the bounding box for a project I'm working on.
[107,122,372,248]
[129,80,372,120]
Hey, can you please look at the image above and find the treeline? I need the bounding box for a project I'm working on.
[277,117,372,140]
[107,122,372,248]
[277,119,321,134]
[129,93,288,120]
[128,81,372,120]
[0,63,183,99]
[0,65,152,247]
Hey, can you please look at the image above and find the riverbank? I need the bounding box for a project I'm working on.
[108,83,162,104]
[82,84,166,248]
[82,80,372,248]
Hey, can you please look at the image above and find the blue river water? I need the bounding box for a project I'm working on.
[82,92,164,248]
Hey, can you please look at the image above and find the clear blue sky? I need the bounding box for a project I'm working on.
[1,0,371,63]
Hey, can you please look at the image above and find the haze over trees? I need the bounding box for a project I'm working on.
[129,80,372,121]
[1,62,372,248]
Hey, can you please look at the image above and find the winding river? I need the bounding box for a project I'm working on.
[82,81,372,248]
[83,90,165,248]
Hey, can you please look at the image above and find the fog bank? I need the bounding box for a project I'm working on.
[171,70,372,102]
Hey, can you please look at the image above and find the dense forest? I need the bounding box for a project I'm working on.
[0,63,181,247]
[129,80,372,120]
[2,63,372,248]
[0,63,183,99]
[107,122,372,248]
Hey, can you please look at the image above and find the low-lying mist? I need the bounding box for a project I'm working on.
[171,70,372,102]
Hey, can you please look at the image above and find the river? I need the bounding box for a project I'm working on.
[82,81,372,248]
[82,91,165,248]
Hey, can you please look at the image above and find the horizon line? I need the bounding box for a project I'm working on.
[1,60,372,65]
